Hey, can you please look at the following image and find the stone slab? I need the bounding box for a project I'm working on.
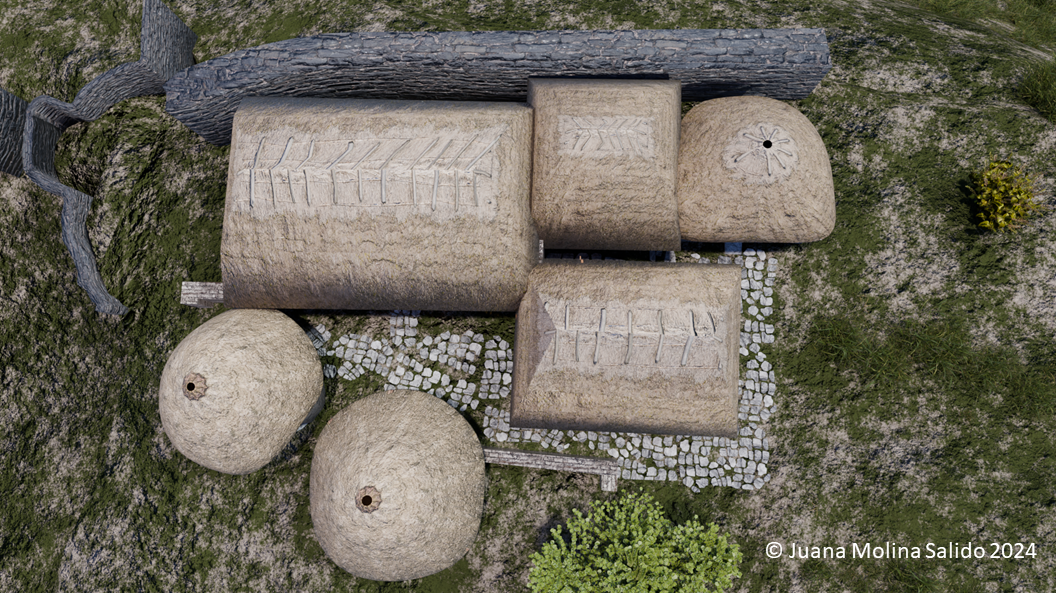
[511,260,741,438]
[528,79,681,251]
[677,96,835,243]
[221,97,536,311]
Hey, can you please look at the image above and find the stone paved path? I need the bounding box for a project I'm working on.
[307,244,777,491]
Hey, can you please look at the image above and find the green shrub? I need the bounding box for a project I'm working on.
[968,156,1049,232]
[528,489,742,593]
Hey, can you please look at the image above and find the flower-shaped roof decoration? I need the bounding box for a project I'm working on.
[722,123,800,185]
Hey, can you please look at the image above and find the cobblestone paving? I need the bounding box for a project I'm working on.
[308,245,776,491]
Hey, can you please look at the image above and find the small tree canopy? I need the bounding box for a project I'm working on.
[528,489,742,593]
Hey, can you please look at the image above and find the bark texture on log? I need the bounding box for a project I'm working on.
[20,0,196,316]
[166,28,832,146]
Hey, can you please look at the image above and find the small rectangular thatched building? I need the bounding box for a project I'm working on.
[511,260,741,437]
[528,79,682,251]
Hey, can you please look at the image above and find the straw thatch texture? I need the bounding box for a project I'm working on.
[677,96,836,243]
[310,389,485,581]
[158,309,323,474]
[511,260,741,437]
[528,79,681,251]
[221,97,536,312]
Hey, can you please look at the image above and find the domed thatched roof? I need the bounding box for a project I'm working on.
[310,389,486,581]
[677,95,836,243]
[159,309,323,474]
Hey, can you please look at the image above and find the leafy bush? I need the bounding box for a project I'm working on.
[528,489,742,593]
[968,156,1049,232]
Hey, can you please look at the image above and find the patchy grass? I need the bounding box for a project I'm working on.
[1018,57,1056,121]
[1,0,1055,591]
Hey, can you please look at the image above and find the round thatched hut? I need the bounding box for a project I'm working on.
[677,95,836,243]
[158,309,324,474]
[310,389,486,581]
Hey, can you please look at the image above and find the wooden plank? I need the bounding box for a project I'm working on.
[483,446,619,491]
[180,282,224,307]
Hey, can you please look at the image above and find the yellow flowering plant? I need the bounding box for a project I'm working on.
[969,156,1049,232]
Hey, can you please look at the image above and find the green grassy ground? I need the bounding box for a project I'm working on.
[0,0,1054,591]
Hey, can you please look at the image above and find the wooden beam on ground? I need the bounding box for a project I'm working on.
[483,446,619,492]
[180,282,224,308]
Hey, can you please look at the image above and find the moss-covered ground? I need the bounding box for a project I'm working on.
[1,0,1054,591]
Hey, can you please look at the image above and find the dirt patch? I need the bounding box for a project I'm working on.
[860,181,963,321]
[467,468,602,592]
